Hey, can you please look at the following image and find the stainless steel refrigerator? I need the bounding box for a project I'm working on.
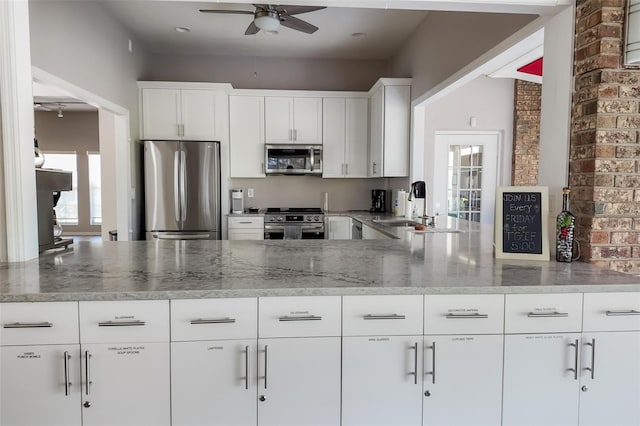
[144,140,221,240]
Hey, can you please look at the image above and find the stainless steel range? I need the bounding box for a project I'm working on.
[264,208,325,240]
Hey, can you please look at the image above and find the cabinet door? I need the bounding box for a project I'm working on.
[579,332,640,426]
[327,216,351,240]
[503,333,581,426]
[0,345,81,426]
[81,342,170,426]
[293,97,322,144]
[322,97,346,177]
[345,97,369,178]
[142,89,180,140]
[181,89,217,141]
[230,96,265,177]
[228,229,264,240]
[265,97,293,144]
[342,336,422,426]
[369,87,384,177]
[422,335,503,426]
[382,85,410,177]
[171,340,257,426]
[258,337,341,426]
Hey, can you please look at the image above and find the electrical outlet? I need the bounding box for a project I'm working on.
[247,188,254,198]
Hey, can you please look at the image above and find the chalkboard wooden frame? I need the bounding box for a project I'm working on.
[494,186,549,261]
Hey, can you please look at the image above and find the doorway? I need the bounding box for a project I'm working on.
[433,132,500,225]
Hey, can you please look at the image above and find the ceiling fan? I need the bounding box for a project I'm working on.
[199,4,326,35]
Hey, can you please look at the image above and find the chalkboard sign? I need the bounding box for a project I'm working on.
[495,186,549,261]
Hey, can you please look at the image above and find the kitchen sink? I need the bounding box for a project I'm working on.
[373,219,422,227]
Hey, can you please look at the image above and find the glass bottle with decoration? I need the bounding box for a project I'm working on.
[556,187,575,262]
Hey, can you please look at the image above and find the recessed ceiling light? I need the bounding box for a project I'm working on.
[351,32,366,38]
[175,27,191,33]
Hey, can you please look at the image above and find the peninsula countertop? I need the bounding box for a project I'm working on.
[2,218,639,302]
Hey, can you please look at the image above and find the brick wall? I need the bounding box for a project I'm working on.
[512,79,541,185]
[571,0,640,273]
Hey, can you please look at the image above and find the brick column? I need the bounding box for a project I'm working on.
[512,79,541,186]
[571,0,640,273]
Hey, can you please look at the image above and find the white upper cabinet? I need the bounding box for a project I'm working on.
[180,89,218,140]
[142,89,181,140]
[230,95,265,178]
[368,81,411,177]
[265,96,322,144]
[323,97,368,178]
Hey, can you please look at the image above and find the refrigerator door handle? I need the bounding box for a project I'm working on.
[174,150,181,223]
[180,150,187,222]
[154,233,211,240]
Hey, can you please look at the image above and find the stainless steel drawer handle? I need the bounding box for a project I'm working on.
[98,320,146,327]
[63,351,72,396]
[244,345,250,390]
[190,318,236,325]
[3,321,53,328]
[527,312,569,318]
[239,221,253,224]
[425,342,436,384]
[409,342,418,385]
[445,313,489,319]
[568,339,579,380]
[363,314,406,320]
[85,350,92,396]
[584,338,596,380]
[605,310,640,316]
[278,315,322,322]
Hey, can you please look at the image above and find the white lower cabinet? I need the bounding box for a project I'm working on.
[422,334,503,426]
[0,345,82,426]
[257,337,341,426]
[326,216,351,240]
[342,336,423,426]
[171,340,258,426]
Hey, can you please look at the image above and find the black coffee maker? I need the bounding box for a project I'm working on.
[370,189,386,213]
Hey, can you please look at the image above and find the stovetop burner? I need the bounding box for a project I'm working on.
[266,207,323,214]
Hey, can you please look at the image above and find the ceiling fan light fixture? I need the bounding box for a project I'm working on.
[254,10,280,31]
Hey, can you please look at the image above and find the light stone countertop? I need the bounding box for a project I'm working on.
[1,217,639,302]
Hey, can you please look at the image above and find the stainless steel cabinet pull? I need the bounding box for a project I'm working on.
[425,342,436,384]
[98,320,146,327]
[278,315,322,322]
[568,340,579,380]
[63,351,71,396]
[363,314,406,320]
[527,311,569,318]
[239,221,253,224]
[190,318,236,325]
[605,310,640,316]
[244,345,250,390]
[345,164,349,175]
[409,342,418,385]
[294,129,298,141]
[263,345,268,390]
[84,351,92,396]
[372,162,377,175]
[3,321,53,328]
[445,313,489,319]
[289,129,292,141]
[584,338,596,379]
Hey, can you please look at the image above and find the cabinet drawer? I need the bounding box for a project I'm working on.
[505,293,583,334]
[583,292,640,332]
[171,298,257,341]
[343,295,422,336]
[79,300,169,343]
[228,217,264,229]
[228,229,264,240]
[259,296,341,338]
[424,295,504,335]
[0,302,79,345]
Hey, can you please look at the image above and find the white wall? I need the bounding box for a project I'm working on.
[0,103,6,261]
[150,54,389,92]
[423,76,515,216]
[389,11,536,100]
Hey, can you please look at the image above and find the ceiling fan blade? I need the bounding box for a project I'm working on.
[199,9,254,15]
[277,5,326,15]
[279,14,319,34]
[245,21,260,35]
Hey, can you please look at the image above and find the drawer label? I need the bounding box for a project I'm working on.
[524,335,563,340]
[289,311,310,315]
[367,337,390,342]
[207,346,224,351]
[17,351,41,359]
[114,315,136,320]
[447,308,479,313]
[451,337,475,342]
[108,345,145,355]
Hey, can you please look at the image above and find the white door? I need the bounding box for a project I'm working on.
[433,132,499,224]
[265,97,293,144]
[422,335,503,426]
[293,97,323,144]
[322,97,346,177]
[81,342,170,426]
[369,87,384,177]
[342,336,423,426]
[181,89,217,141]
[345,97,369,178]
[171,340,257,426]
[258,337,341,426]
[327,216,351,240]
[503,333,581,426]
[141,88,180,139]
[0,345,82,426]
[579,332,640,426]
[230,96,265,178]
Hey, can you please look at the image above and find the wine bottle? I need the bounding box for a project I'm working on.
[556,187,575,262]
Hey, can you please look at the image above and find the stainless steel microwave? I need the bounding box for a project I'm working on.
[265,144,322,175]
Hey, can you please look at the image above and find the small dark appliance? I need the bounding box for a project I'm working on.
[370,190,387,213]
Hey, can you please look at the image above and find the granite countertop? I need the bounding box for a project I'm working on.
[1,217,639,302]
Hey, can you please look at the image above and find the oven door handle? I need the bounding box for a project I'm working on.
[301,225,324,232]
[264,225,285,231]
